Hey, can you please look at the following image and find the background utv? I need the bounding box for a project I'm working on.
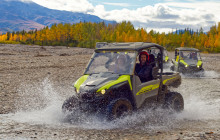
[62,42,184,120]
[170,47,204,74]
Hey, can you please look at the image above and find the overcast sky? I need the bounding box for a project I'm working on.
[20,0,220,33]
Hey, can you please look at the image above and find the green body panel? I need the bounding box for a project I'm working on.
[163,77,176,85]
[180,60,188,66]
[74,75,89,92]
[136,83,159,96]
[197,60,202,66]
[97,75,132,92]
[136,76,177,96]
[176,55,179,62]
[165,56,169,62]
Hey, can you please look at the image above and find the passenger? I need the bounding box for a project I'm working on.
[180,52,184,59]
[135,51,152,82]
[108,54,127,74]
[190,52,198,60]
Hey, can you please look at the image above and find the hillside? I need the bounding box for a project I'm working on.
[0,0,116,33]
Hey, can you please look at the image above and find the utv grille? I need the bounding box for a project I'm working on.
[80,92,95,101]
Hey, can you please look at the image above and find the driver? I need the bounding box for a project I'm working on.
[135,51,152,82]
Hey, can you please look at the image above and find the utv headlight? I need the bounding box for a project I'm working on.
[197,65,200,68]
[185,65,188,68]
[101,89,106,94]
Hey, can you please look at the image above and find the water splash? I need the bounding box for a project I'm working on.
[163,61,173,72]
[180,70,220,79]
[12,77,65,125]
[2,74,220,131]
[175,78,220,121]
[203,70,220,78]
[176,95,220,120]
[7,77,177,130]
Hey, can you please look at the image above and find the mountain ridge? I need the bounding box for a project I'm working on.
[0,0,116,33]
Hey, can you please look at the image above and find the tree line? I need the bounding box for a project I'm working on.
[0,21,220,52]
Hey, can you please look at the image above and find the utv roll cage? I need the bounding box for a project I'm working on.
[95,42,164,75]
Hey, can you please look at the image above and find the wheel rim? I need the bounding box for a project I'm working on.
[116,104,128,118]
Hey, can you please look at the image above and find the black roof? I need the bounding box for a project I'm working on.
[95,42,164,52]
[175,47,199,51]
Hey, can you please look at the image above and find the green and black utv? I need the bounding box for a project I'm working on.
[170,47,204,74]
[62,42,183,120]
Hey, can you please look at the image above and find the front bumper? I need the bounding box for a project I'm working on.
[77,92,110,112]
[183,65,203,73]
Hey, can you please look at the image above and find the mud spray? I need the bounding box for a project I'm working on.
[2,71,220,131]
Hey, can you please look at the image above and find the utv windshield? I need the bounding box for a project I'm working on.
[84,51,136,75]
[179,51,201,61]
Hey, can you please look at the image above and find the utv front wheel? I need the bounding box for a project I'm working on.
[106,99,133,120]
[179,67,186,74]
[165,92,184,112]
[200,68,204,72]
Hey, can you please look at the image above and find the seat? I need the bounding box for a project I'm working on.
[149,54,159,80]
[152,67,159,79]
[149,54,156,67]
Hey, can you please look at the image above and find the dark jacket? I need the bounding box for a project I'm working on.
[135,62,152,82]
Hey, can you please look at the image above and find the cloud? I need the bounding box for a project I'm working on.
[102,2,136,7]
[154,4,179,19]
[91,4,180,23]
[18,0,219,33]
[32,0,94,13]
[89,1,220,33]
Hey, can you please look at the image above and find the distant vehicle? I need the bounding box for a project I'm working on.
[148,47,169,63]
[170,47,204,74]
[62,42,183,120]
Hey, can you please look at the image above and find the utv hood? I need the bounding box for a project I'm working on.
[74,72,120,93]
[183,59,198,65]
